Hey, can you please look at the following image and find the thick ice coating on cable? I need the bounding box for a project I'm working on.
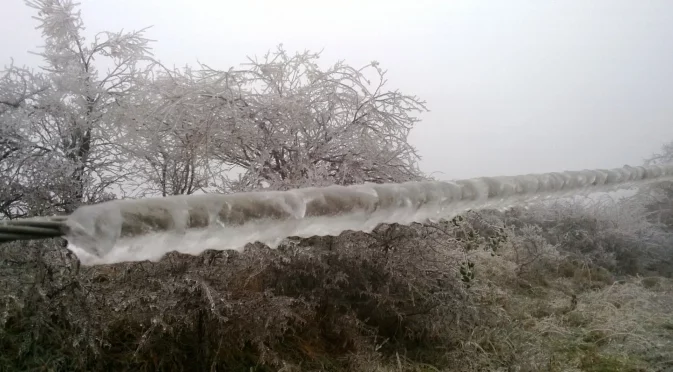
[63,164,673,265]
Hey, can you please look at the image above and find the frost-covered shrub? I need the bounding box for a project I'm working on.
[502,197,673,277]
[0,221,507,371]
[3,202,669,371]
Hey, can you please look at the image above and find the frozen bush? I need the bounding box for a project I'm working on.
[502,197,673,277]
[0,220,510,370]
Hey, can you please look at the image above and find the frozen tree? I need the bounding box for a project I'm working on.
[3,0,429,216]
[645,140,673,166]
[10,0,155,212]
[0,62,56,218]
[179,46,429,191]
[122,67,231,196]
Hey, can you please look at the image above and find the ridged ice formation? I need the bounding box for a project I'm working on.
[64,163,673,265]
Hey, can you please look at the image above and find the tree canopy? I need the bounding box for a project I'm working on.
[0,0,428,218]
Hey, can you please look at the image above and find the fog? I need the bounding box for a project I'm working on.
[2,0,672,180]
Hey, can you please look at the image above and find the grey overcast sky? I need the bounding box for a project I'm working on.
[2,0,673,179]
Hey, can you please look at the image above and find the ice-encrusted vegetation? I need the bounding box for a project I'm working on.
[2,1,673,371]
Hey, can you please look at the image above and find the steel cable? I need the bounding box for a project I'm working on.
[0,217,67,243]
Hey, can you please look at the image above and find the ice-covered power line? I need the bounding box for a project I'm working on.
[51,163,673,265]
